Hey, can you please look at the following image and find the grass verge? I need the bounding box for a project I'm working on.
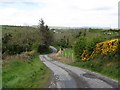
[70,61,119,81]
[2,55,51,88]
[60,48,74,59]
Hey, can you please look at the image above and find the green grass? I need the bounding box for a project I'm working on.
[2,56,51,88]
[61,49,74,60]
[70,60,119,81]
[0,69,2,89]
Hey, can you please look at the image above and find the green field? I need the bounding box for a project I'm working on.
[2,56,51,88]
[53,28,118,48]
[2,25,41,52]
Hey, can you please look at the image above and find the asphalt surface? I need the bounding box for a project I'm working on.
[39,54,119,89]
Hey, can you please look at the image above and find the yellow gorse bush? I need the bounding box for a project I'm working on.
[81,50,88,61]
[95,39,118,55]
[81,39,119,61]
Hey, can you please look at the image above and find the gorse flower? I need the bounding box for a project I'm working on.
[81,39,119,61]
[81,50,88,61]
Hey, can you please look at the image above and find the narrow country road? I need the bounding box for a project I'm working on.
[39,51,119,88]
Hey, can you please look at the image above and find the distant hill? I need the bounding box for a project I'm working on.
[32,25,114,30]
[2,25,117,30]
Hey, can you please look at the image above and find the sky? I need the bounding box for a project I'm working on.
[0,0,119,28]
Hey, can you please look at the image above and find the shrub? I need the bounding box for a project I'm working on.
[37,44,51,54]
[73,37,87,61]
[56,36,70,49]
[87,37,105,55]
[88,38,119,60]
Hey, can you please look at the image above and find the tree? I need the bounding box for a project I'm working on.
[38,19,53,47]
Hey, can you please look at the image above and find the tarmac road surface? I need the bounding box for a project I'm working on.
[39,55,119,89]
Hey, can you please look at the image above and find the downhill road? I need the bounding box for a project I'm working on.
[39,50,119,88]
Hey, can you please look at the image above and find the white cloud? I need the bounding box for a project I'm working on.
[0,0,119,28]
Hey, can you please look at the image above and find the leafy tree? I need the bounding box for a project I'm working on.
[37,19,54,53]
[38,19,53,47]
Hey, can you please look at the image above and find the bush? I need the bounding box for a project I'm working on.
[2,26,41,56]
[56,37,70,49]
[73,37,87,61]
[87,37,105,55]
[37,44,51,54]
[2,32,33,55]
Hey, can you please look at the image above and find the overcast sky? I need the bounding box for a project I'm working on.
[0,0,119,28]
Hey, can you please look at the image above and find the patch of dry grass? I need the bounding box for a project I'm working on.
[49,53,74,64]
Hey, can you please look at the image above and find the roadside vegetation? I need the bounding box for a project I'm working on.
[2,19,53,88]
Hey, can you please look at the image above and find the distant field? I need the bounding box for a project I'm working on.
[2,25,41,45]
[53,28,118,48]
[2,25,118,49]
[2,25,42,55]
